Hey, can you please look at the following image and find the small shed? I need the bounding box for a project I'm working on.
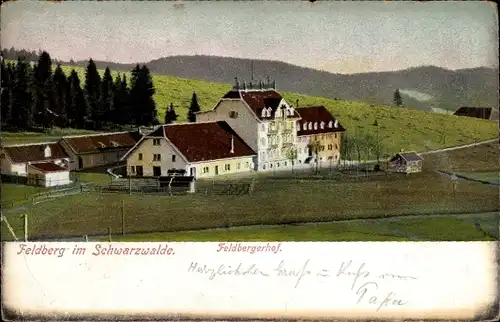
[27,162,71,187]
[388,152,423,174]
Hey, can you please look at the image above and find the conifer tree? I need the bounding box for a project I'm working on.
[53,64,68,127]
[84,58,101,125]
[10,58,34,130]
[1,61,13,127]
[96,67,114,128]
[33,51,54,129]
[129,65,157,125]
[164,103,178,124]
[393,89,403,107]
[187,92,200,122]
[67,69,88,129]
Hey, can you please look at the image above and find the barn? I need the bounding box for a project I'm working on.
[27,162,72,187]
[388,152,424,174]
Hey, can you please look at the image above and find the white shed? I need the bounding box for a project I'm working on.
[27,162,71,187]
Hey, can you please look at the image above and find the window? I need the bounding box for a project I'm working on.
[203,167,209,174]
[130,166,135,173]
[260,137,266,145]
[260,151,266,161]
[153,154,161,161]
[261,109,267,118]
[225,164,231,171]
[138,153,143,160]
[320,121,325,129]
[277,162,280,167]
[320,146,325,151]
[229,111,238,118]
[302,123,307,131]
[328,156,333,160]
[171,155,176,162]
[314,122,318,130]
[328,144,333,150]
[153,166,161,177]
[328,121,333,128]
[266,108,271,117]
[284,161,287,166]
[262,165,266,170]
[308,122,312,130]
[335,144,339,150]
[237,163,241,170]
[261,124,265,131]
[270,164,273,168]
[153,139,161,146]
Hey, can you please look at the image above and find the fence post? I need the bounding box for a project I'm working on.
[108,226,112,242]
[22,214,28,242]
[84,235,88,242]
[121,200,125,235]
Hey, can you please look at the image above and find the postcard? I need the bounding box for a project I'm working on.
[1,0,498,321]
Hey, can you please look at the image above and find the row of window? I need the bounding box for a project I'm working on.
[202,162,246,174]
[137,153,163,161]
[299,120,338,131]
[260,106,294,118]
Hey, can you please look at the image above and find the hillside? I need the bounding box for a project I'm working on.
[50,63,497,155]
[64,56,499,118]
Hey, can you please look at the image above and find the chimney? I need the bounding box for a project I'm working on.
[259,80,263,89]
[234,77,240,90]
[249,81,253,89]
[230,135,234,154]
[272,80,276,90]
[243,81,247,91]
[266,76,270,88]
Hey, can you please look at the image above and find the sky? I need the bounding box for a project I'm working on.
[1,0,498,74]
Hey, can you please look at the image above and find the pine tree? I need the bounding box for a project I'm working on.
[84,58,101,126]
[1,61,13,127]
[187,92,200,122]
[164,103,178,124]
[96,67,113,128]
[53,64,68,127]
[393,89,403,107]
[33,51,54,129]
[10,58,34,130]
[129,65,158,125]
[111,73,132,125]
[67,69,88,129]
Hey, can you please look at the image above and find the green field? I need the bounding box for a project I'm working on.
[455,171,499,185]
[3,60,495,152]
[1,127,103,145]
[100,214,499,242]
[2,171,498,241]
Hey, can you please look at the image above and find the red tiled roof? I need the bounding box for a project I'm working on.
[29,162,68,173]
[296,106,346,136]
[2,143,69,164]
[160,121,256,163]
[222,90,300,120]
[62,131,142,154]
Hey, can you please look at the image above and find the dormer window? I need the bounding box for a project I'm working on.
[261,109,266,118]
[110,140,119,147]
[97,142,106,148]
[296,121,300,130]
[275,109,281,118]
[328,121,333,128]
[266,107,272,117]
[334,120,339,128]
[320,121,325,129]
[302,123,307,131]
[43,145,51,158]
[308,122,313,130]
[313,122,318,130]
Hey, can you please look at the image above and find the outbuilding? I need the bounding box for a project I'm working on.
[388,152,423,174]
[27,162,72,187]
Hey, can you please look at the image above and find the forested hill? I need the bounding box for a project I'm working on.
[2,49,498,117]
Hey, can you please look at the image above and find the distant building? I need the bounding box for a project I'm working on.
[453,107,492,120]
[295,106,346,168]
[388,152,423,174]
[59,131,142,170]
[196,78,302,172]
[121,121,256,179]
[0,142,71,187]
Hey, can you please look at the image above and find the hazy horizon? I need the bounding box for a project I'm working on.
[2,1,498,74]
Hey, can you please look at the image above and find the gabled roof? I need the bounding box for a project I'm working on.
[221,89,300,120]
[391,152,423,162]
[29,162,68,173]
[61,131,143,154]
[1,142,69,164]
[453,107,492,120]
[134,121,256,163]
[296,106,345,136]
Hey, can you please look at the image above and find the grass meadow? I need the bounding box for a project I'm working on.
[2,171,498,241]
